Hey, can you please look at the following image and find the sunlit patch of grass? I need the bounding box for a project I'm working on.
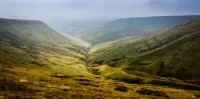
[49,64,89,76]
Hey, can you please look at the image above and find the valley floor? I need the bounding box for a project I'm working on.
[0,65,200,99]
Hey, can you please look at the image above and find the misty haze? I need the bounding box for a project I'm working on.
[0,0,200,99]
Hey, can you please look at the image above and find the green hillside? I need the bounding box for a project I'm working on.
[89,16,200,81]
[1,18,200,98]
[0,18,90,75]
[67,15,197,44]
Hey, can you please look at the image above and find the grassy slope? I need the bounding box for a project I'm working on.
[1,66,200,99]
[69,15,197,44]
[89,16,200,80]
[0,18,90,75]
[1,18,200,98]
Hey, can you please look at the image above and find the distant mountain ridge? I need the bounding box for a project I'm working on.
[66,15,198,44]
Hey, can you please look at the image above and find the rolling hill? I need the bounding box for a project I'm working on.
[0,18,90,75]
[1,17,200,98]
[89,16,200,81]
[66,15,197,44]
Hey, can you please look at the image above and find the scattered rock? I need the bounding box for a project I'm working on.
[136,88,167,97]
[114,85,128,92]
[59,86,70,91]
[19,79,28,83]
[45,85,70,91]
[45,85,58,88]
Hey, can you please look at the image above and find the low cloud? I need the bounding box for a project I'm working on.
[0,0,199,29]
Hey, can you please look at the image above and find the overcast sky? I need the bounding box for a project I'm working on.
[0,0,200,30]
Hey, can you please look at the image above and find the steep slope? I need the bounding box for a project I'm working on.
[89,16,200,81]
[68,15,197,44]
[0,18,90,75]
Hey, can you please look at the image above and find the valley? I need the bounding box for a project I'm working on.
[1,16,200,99]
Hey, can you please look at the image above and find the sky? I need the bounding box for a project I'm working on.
[0,0,200,30]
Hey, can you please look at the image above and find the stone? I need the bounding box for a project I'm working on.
[59,86,70,91]
[19,79,28,83]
